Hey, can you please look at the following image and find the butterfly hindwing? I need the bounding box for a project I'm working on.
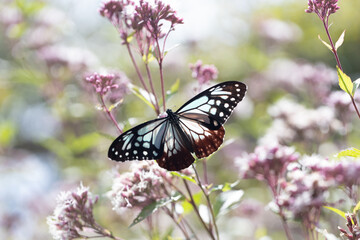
[108,118,167,162]
[176,81,247,129]
[156,121,195,171]
[178,117,225,158]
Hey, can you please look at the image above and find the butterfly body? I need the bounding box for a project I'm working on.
[108,81,247,171]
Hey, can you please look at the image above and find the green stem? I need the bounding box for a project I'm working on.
[100,94,122,134]
[183,179,216,240]
[322,20,360,119]
[192,165,219,240]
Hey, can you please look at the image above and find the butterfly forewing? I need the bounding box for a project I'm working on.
[176,81,247,129]
[108,118,168,162]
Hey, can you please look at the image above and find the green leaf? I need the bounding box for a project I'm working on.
[214,190,244,217]
[0,121,16,147]
[11,67,48,86]
[16,0,45,15]
[98,132,116,141]
[353,78,360,96]
[323,206,346,220]
[41,138,74,162]
[161,226,174,240]
[335,148,360,158]
[7,23,27,39]
[163,44,180,58]
[68,132,101,154]
[129,84,156,111]
[126,31,135,43]
[337,66,354,96]
[335,30,346,51]
[142,52,155,64]
[210,181,240,194]
[318,35,333,52]
[171,171,196,184]
[166,79,180,100]
[130,193,182,227]
[108,99,124,112]
[353,201,360,214]
[181,191,202,214]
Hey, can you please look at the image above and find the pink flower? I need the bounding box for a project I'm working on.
[236,145,299,186]
[85,72,121,96]
[47,184,98,240]
[99,0,183,45]
[108,161,193,212]
[305,0,340,21]
[190,60,218,86]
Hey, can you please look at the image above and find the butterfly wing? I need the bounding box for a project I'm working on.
[156,121,195,171]
[178,118,225,158]
[176,81,247,158]
[176,81,247,130]
[108,118,168,162]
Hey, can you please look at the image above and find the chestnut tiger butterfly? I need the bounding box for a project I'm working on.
[108,81,247,171]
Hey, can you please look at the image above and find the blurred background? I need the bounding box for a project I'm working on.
[1,0,360,239]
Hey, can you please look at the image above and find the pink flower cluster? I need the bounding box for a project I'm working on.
[108,161,193,212]
[47,184,98,240]
[85,72,120,96]
[305,0,340,21]
[190,60,219,86]
[236,145,299,186]
[99,0,183,45]
[339,214,360,239]
[302,155,360,193]
[277,160,330,217]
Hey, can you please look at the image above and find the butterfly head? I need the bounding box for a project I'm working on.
[166,109,173,115]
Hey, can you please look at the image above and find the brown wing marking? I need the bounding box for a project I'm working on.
[179,118,225,158]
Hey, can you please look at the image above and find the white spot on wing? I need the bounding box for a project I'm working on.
[211,90,232,95]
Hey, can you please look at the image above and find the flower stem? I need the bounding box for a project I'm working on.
[183,179,216,240]
[155,38,167,112]
[192,165,219,240]
[100,94,122,134]
[280,214,294,240]
[162,207,191,239]
[126,43,149,92]
[322,20,360,119]
[145,63,160,115]
[159,62,166,112]
[91,222,124,240]
[125,43,158,113]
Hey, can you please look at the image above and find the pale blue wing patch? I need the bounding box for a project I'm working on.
[108,118,167,162]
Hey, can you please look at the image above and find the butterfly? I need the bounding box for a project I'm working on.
[108,81,247,171]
